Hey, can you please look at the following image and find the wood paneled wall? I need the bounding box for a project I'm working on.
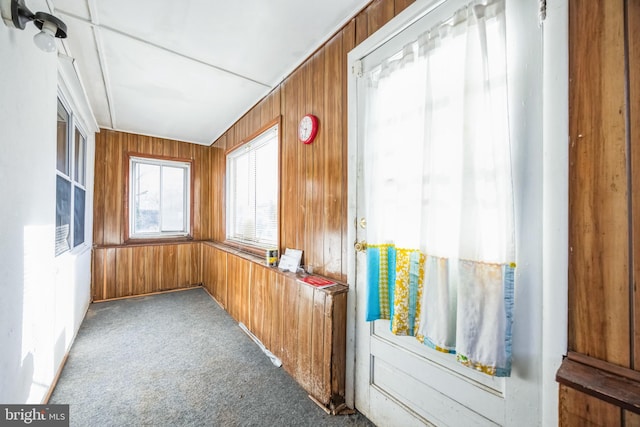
[93,129,215,245]
[560,0,640,424]
[211,0,414,283]
[92,129,214,300]
[92,242,201,301]
[201,243,347,409]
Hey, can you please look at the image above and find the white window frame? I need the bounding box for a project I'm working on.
[226,123,279,250]
[128,156,192,239]
[56,94,88,256]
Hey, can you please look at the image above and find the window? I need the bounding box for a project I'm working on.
[129,156,191,238]
[56,98,87,256]
[226,124,278,249]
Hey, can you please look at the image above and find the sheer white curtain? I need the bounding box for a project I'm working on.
[363,0,515,376]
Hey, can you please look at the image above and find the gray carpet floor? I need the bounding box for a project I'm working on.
[50,288,374,427]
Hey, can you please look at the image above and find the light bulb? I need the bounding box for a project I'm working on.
[33,20,57,53]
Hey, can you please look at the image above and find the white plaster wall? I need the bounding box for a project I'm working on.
[0,2,95,403]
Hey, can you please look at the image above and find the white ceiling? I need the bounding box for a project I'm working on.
[53,0,369,145]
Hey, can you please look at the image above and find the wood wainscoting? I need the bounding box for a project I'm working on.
[202,242,348,412]
[92,242,202,301]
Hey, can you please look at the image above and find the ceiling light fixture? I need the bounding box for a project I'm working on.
[0,0,67,52]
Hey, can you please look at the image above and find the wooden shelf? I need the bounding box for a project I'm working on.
[556,352,640,414]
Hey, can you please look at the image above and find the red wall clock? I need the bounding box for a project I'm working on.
[298,114,319,144]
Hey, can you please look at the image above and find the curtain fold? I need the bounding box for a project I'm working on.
[363,0,514,377]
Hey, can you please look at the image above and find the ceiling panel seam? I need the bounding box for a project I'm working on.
[86,0,116,129]
[54,9,271,90]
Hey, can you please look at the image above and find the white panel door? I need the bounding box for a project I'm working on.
[348,0,543,425]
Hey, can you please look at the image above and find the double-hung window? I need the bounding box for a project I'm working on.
[128,156,191,239]
[55,97,87,256]
[226,123,279,249]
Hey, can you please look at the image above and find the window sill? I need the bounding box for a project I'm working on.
[203,241,348,296]
[222,239,274,257]
[556,351,640,414]
[99,237,196,248]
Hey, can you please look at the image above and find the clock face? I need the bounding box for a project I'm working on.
[298,114,318,144]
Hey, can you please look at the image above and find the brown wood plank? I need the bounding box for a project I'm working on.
[342,24,355,283]
[161,245,177,290]
[281,76,299,252]
[92,248,104,301]
[355,12,368,45]
[114,247,132,298]
[296,282,314,392]
[250,105,262,137]
[205,145,214,240]
[323,294,335,404]
[195,242,203,285]
[331,292,347,404]
[251,264,267,343]
[93,133,106,246]
[567,352,640,383]
[568,0,630,365]
[311,289,327,402]
[560,385,622,426]
[394,0,415,15]
[310,49,325,277]
[282,276,300,375]
[131,246,147,295]
[226,253,238,318]
[296,63,310,253]
[217,249,228,307]
[629,0,640,371]
[271,274,285,360]
[367,0,394,37]
[192,145,203,239]
[324,31,346,281]
[162,139,178,158]
[261,267,276,351]
[242,262,252,327]
[557,356,640,414]
[626,411,640,427]
[104,248,117,299]
[211,147,226,242]
[201,244,212,294]
[301,55,315,271]
[147,244,163,294]
[103,130,123,245]
[176,243,191,288]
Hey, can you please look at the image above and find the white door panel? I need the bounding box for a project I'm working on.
[371,337,504,425]
[373,357,500,427]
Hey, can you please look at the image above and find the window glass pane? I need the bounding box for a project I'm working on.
[55,175,71,256]
[231,152,255,241]
[73,185,85,247]
[74,128,86,185]
[161,166,185,231]
[254,140,278,244]
[226,125,278,248]
[57,100,69,175]
[134,162,160,233]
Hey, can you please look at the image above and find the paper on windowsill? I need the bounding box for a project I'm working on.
[278,248,303,272]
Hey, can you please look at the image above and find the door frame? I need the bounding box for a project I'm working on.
[344,0,569,424]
